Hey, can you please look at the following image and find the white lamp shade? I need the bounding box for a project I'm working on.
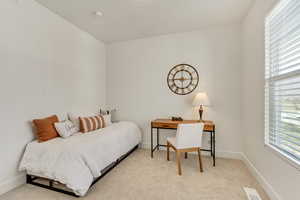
[192,92,211,107]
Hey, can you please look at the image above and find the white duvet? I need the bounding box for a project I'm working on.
[19,121,142,196]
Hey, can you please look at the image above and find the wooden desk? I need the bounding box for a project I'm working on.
[151,119,216,166]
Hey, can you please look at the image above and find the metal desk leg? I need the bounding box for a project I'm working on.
[151,127,153,158]
[210,131,213,156]
[157,128,160,150]
[213,130,216,166]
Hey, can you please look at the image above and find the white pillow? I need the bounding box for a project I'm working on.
[68,112,81,130]
[54,120,79,138]
[68,112,98,130]
[103,114,112,126]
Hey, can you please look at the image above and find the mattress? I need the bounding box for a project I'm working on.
[19,121,142,196]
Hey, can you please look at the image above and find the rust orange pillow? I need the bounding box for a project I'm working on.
[33,115,59,142]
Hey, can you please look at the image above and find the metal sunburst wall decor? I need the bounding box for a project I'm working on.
[167,64,199,95]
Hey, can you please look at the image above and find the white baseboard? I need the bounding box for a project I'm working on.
[240,153,282,200]
[141,143,281,200]
[0,174,26,196]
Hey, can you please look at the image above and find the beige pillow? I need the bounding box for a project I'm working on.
[68,112,98,130]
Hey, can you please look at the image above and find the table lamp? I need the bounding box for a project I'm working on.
[192,92,211,121]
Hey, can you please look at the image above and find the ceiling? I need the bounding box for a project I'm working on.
[35,0,253,43]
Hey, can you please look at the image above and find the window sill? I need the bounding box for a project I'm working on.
[265,143,300,171]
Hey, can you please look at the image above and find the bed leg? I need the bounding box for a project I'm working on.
[26,175,32,183]
[49,180,53,187]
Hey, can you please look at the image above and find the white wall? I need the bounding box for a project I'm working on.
[107,25,243,155]
[0,0,106,194]
[242,0,300,200]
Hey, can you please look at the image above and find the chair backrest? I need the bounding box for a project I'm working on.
[175,123,204,149]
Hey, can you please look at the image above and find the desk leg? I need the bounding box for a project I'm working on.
[210,132,213,157]
[157,128,160,150]
[213,130,216,166]
[151,127,153,158]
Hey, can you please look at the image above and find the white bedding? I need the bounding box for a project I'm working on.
[19,121,142,196]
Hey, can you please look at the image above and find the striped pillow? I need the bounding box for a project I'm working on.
[79,115,105,133]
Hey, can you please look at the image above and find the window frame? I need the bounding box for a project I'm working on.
[264,0,300,170]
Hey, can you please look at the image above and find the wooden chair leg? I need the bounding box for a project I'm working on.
[167,142,170,161]
[176,150,182,175]
[184,152,188,159]
[197,148,203,172]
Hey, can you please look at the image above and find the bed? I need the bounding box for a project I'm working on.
[19,121,142,197]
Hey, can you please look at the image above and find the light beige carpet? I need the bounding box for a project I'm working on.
[0,149,270,200]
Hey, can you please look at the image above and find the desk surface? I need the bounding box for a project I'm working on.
[151,119,215,132]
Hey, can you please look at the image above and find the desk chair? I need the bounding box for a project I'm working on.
[167,123,204,175]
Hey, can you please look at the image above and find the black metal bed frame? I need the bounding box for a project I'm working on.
[26,145,139,197]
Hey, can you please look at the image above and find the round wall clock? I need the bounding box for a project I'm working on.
[167,64,199,95]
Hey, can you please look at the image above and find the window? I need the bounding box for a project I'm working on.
[265,0,300,166]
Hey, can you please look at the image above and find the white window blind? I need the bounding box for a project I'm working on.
[265,0,300,164]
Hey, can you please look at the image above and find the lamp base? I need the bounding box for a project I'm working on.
[199,105,203,121]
